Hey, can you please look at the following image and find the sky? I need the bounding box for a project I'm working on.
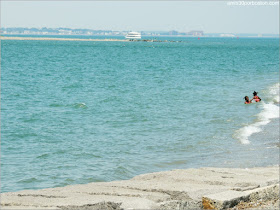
[1,1,279,34]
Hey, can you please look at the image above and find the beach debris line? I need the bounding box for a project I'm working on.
[202,184,279,210]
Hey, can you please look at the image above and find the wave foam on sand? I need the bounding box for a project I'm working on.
[235,83,279,144]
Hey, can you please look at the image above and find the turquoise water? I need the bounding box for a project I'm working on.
[1,37,279,193]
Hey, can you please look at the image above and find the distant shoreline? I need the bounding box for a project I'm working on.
[0,36,128,42]
[0,36,182,43]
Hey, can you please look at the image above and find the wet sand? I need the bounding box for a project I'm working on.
[1,166,279,209]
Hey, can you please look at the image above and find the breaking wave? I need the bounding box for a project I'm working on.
[235,83,279,144]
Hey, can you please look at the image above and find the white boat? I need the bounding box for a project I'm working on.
[125,32,141,40]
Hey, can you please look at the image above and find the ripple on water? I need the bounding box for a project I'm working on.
[154,160,189,168]
[73,103,87,109]
[17,177,40,184]
[49,103,87,109]
[36,153,50,159]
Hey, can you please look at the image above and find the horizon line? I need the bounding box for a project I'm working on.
[1,27,279,35]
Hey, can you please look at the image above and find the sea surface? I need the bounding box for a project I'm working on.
[1,36,279,193]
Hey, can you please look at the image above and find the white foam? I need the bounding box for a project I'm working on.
[268,83,280,103]
[257,103,279,124]
[268,83,280,97]
[235,83,279,144]
[236,125,261,144]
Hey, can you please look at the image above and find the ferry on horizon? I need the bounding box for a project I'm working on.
[125,32,141,40]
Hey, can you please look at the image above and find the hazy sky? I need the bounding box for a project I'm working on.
[1,1,279,34]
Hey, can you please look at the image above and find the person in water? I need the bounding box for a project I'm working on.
[252,91,261,102]
[244,96,253,104]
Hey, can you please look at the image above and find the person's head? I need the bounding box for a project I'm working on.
[244,96,249,101]
[253,91,258,96]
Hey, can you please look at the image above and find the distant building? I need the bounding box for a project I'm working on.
[169,30,179,36]
[187,30,204,36]
[220,33,235,37]
[58,29,72,35]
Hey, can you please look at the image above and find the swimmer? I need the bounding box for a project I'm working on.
[252,91,261,102]
[244,96,253,104]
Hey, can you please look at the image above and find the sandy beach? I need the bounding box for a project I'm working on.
[1,166,279,209]
[0,36,128,42]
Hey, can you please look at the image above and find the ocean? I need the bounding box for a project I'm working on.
[1,36,279,193]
